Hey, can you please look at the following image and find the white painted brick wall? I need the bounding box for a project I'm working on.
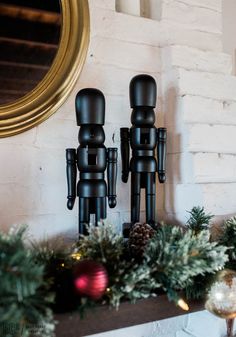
[0,0,235,335]
[164,0,222,12]
[178,68,236,100]
[162,45,232,74]
[162,0,222,34]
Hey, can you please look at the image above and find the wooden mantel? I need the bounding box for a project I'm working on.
[55,296,204,337]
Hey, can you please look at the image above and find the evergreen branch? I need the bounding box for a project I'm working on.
[186,206,214,234]
[144,225,228,302]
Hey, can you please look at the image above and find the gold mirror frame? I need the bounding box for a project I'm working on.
[0,0,90,137]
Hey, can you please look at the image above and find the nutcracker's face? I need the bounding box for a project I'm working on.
[79,125,105,146]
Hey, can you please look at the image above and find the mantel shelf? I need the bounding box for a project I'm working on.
[55,296,204,337]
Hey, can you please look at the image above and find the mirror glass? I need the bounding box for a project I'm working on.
[0,0,62,105]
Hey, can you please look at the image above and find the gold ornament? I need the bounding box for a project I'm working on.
[205,269,236,319]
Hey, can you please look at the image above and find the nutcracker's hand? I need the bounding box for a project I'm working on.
[67,197,76,210]
[108,196,117,208]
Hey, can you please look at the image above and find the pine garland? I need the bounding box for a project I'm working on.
[144,225,228,303]
[2,205,236,321]
[0,226,54,337]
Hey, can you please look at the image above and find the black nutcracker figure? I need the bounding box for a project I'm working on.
[66,88,118,235]
[120,74,167,229]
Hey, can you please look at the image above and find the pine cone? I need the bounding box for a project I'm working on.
[129,223,155,259]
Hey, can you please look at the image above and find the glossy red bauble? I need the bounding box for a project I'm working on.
[73,260,108,300]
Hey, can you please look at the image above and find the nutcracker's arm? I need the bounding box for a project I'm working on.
[120,128,130,183]
[157,128,167,183]
[66,148,77,210]
[107,148,118,208]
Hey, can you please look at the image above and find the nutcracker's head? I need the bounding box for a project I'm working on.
[130,74,156,109]
[130,75,157,126]
[75,88,105,126]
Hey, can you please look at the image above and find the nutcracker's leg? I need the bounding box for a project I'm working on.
[146,172,156,226]
[95,197,102,225]
[79,197,89,235]
[131,172,141,224]
[101,197,107,220]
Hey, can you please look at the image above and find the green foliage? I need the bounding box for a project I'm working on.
[185,273,214,300]
[218,216,236,270]
[0,226,54,337]
[144,225,228,302]
[186,206,213,234]
[76,223,160,308]
[76,223,125,283]
[1,210,230,321]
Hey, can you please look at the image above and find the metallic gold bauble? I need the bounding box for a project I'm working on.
[205,269,236,319]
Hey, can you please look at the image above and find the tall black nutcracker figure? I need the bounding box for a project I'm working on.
[120,74,167,229]
[66,88,118,235]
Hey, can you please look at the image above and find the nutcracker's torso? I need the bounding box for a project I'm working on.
[130,107,157,174]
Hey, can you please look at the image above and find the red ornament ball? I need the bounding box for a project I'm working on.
[73,260,108,300]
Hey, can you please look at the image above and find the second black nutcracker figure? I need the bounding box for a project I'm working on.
[66,88,117,235]
[120,74,167,228]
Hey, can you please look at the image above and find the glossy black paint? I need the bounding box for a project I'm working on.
[120,74,167,227]
[66,88,117,235]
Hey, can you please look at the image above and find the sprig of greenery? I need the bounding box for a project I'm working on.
[186,206,213,234]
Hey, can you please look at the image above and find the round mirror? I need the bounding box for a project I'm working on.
[0,0,62,105]
[0,0,89,137]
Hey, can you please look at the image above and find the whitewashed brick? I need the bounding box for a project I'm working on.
[79,62,160,96]
[202,183,236,215]
[161,21,222,51]
[89,0,115,11]
[167,95,236,126]
[167,153,194,184]
[166,124,189,154]
[90,7,222,52]
[0,213,78,240]
[176,95,222,125]
[39,184,68,215]
[188,124,236,154]
[0,127,36,145]
[168,152,236,184]
[0,184,40,217]
[165,183,203,215]
[222,100,236,124]
[166,182,236,218]
[0,144,65,186]
[162,1,222,34]
[178,69,236,100]
[164,0,222,12]
[104,95,130,125]
[35,115,78,149]
[88,37,161,73]
[115,0,140,16]
[193,153,236,183]
[162,46,232,74]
